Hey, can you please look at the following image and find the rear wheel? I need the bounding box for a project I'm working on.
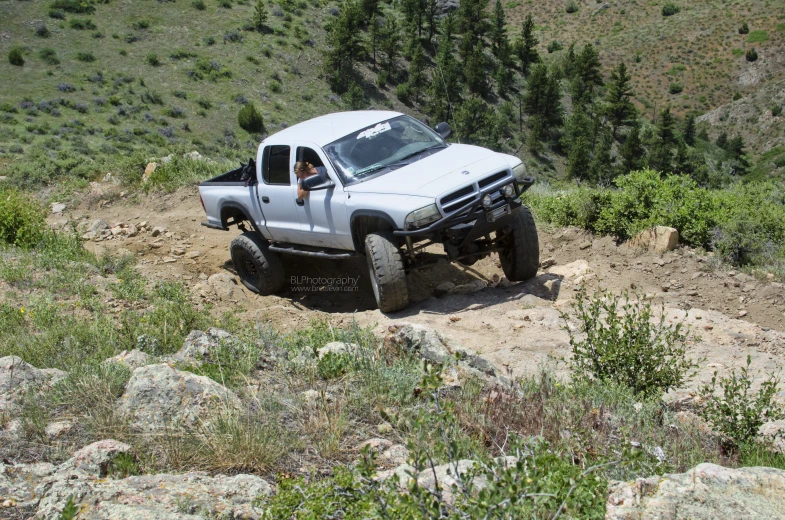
[364,232,409,312]
[230,232,285,295]
[498,206,539,281]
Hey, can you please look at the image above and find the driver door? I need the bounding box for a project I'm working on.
[292,143,352,249]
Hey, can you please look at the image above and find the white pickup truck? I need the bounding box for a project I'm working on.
[198,110,538,312]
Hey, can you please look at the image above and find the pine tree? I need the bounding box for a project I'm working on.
[457,0,489,61]
[253,0,268,32]
[425,0,440,45]
[589,125,614,183]
[563,42,577,78]
[360,0,379,24]
[516,13,539,74]
[453,95,491,145]
[404,21,419,60]
[407,41,426,103]
[494,41,514,98]
[567,134,591,179]
[426,21,461,123]
[323,0,363,93]
[527,115,544,154]
[715,131,728,150]
[523,63,562,129]
[379,16,401,75]
[618,122,644,174]
[648,107,677,172]
[674,139,692,175]
[464,45,489,96]
[683,114,696,146]
[571,43,603,103]
[604,62,636,137]
[561,105,593,155]
[490,0,508,58]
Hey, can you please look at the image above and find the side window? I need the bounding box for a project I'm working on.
[262,145,291,185]
[296,146,325,168]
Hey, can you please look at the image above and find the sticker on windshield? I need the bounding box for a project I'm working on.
[356,122,391,140]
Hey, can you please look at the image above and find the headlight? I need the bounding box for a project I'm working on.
[481,194,493,208]
[512,162,527,181]
[502,184,515,198]
[404,204,441,230]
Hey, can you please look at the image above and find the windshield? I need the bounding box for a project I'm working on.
[323,115,447,184]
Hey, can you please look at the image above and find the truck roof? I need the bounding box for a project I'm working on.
[262,110,403,147]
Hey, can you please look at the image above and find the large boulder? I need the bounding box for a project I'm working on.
[606,463,785,519]
[0,356,65,414]
[629,226,679,253]
[117,364,241,432]
[103,349,152,370]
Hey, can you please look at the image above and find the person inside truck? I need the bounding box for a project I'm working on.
[294,161,326,199]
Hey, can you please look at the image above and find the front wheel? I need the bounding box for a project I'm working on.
[230,232,285,295]
[497,206,540,281]
[364,232,409,312]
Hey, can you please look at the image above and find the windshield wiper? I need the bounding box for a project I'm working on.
[390,143,448,165]
[354,163,386,176]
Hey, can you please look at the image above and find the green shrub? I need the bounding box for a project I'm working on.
[39,47,60,65]
[269,80,282,93]
[146,53,161,66]
[699,355,785,448]
[661,2,680,16]
[395,83,412,103]
[772,104,783,117]
[237,103,264,133]
[0,188,46,248]
[669,82,683,94]
[69,18,96,30]
[192,0,206,8]
[738,22,749,35]
[36,23,51,38]
[50,0,95,14]
[746,30,769,43]
[316,352,353,379]
[375,70,387,88]
[8,47,25,66]
[547,40,563,53]
[566,289,695,397]
[132,19,150,30]
[565,0,578,13]
[76,51,96,62]
[746,48,758,62]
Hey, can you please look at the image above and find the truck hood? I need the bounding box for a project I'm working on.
[345,144,512,198]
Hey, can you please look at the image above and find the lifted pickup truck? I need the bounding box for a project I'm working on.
[199,110,538,312]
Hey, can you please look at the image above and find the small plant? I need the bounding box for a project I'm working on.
[0,187,46,248]
[76,51,96,62]
[8,47,25,66]
[253,0,268,31]
[58,496,79,520]
[146,53,161,66]
[36,23,51,38]
[49,9,66,19]
[565,0,578,13]
[317,352,353,379]
[109,453,140,478]
[669,82,683,94]
[661,2,680,16]
[132,19,150,30]
[746,48,758,62]
[39,47,60,65]
[772,104,783,117]
[375,70,387,88]
[747,30,769,43]
[565,288,695,396]
[699,355,785,449]
[269,80,282,93]
[547,40,563,53]
[238,103,264,133]
[69,18,97,30]
[196,97,212,109]
[50,0,95,14]
[192,0,206,8]
[738,22,749,35]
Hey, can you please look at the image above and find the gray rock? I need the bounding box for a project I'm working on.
[103,349,152,370]
[207,273,246,302]
[759,420,785,454]
[415,457,518,505]
[449,279,487,295]
[0,356,63,414]
[316,341,357,359]
[175,328,239,363]
[117,364,241,432]
[50,202,66,214]
[606,463,785,520]
[88,219,109,233]
[0,462,57,508]
[435,282,455,295]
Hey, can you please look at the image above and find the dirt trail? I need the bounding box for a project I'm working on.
[52,185,785,397]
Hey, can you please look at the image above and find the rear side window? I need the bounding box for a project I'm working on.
[262,145,291,185]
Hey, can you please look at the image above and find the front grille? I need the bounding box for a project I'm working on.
[438,170,512,214]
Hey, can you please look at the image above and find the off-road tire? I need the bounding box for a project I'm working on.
[498,206,539,281]
[364,231,409,312]
[230,232,285,295]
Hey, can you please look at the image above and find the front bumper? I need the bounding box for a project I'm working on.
[393,176,534,246]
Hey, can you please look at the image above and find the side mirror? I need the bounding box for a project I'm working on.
[301,171,335,191]
[434,122,452,139]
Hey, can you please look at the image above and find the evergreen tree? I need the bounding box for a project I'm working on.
[697,126,709,142]
[563,42,577,78]
[494,41,514,98]
[457,0,489,59]
[674,139,692,175]
[618,122,644,174]
[360,0,379,24]
[401,0,426,38]
[527,115,544,154]
[604,62,636,137]
[516,13,539,74]
[715,131,728,150]
[567,135,591,179]
[407,41,426,103]
[425,0,440,45]
[379,16,401,75]
[453,95,491,145]
[648,107,677,172]
[464,45,489,96]
[490,0,508,58]
[368,14,380,70]
[426,21,461,123]
[571,43,603,103]
[727,135,750,174]
[589,125,614,183]
[683,114,696,146]
[561,105,593,155]
[523,63,562,129]
[253,0,268,32]
[323,0,363,93]
[404,21,420,60]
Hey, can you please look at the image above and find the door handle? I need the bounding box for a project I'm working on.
[261,196,270,203]
[295,198,304,206]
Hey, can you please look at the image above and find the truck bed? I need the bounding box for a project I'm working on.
[200,159,255,186]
